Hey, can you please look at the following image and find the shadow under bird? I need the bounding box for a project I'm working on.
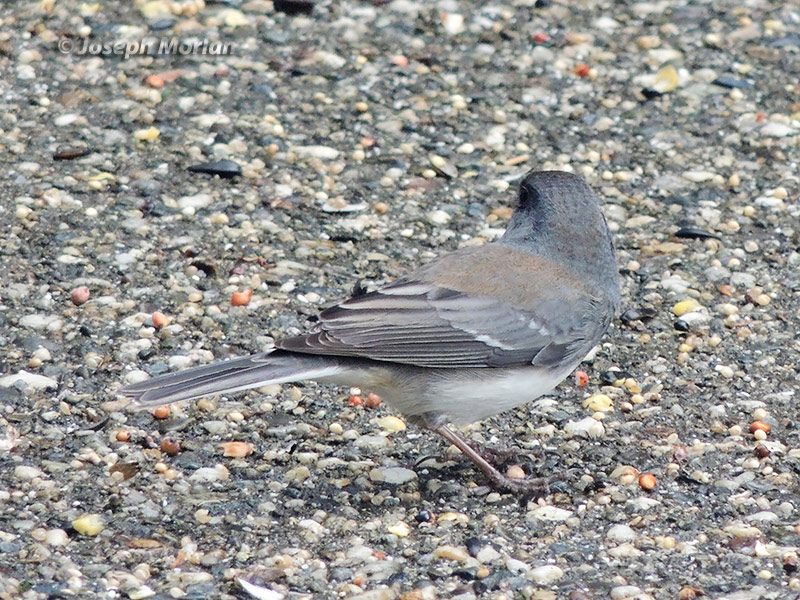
[119,170,620,492]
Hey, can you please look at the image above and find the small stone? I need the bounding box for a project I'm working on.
[190,464,230,482]
[152,311,169,328]
[368,467,417,484]
[178,193,212,211]
[223,9,250,27]
[187,159,242,179]
[285,466,311,482]
[672,298,700,316]
[221,441,254,457]
[530,565,564,584]
[45,529,69,546]
[273,0,314,15]
[72,514,104,536]
[0,370,58,390]
[133,127,160,141]
[294,145,339,159]
[433,545,470,563]
[15,465,44,480]
[583,393,613,413]
[607,524,637,543]
[505,465,525,479]
[377,416,406,432]
[232,290,252,306]
[427,210,451,225]
[638,473,657,491]
[387,522,410,537]
[528,505,573,521]
[564,416,605,438]
[70,286,90,305]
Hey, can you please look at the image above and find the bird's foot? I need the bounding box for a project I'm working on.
[485,470,554,495]
[432,423,551,496]
[469,441,544,466]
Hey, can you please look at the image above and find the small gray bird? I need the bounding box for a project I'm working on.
[119,170,620,492]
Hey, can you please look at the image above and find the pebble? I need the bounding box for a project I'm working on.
[530,565,564,584]
[476,546,501,563]
[583,393,613,413]
[45,529,69,546]
[606,524,637,543]
[564,416,605,438]
[15,465,44,480]
[72,514,104,536]
[190,464,230,482]
[133,127,160,141]
[187,159,242,179]
[611,585,653,600]
[178,193,213,211]
[433,545,471,563]
[528,505,573,521]
[0,370,58,390]
[387,522,410,537]
[70,286,90,305]
[368,467,417,484]
[376,416,406,432]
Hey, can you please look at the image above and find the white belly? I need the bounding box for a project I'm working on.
[424,365,575,425]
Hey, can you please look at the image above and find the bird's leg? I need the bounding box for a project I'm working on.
[431,423,553,495]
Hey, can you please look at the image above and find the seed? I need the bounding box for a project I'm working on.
[638,473,657,491]
[231,290,252,306]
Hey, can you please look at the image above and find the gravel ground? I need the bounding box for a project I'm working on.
[1,0,800,599]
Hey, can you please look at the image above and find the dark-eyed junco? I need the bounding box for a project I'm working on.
[119,170,620,492]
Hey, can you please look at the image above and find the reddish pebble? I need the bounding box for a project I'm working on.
[153,405,170,419]
[221,441,253,458]
[360,136,376,148]
[574,63,590,77]
[152,311,169,329]
[157,69,182,83]
[70,286,90,306]
[390,54,409,67]
[638,472,657,491]
[673,444,688,461]
[575,370,589,387]
[533,31,548,43]
[116,430,131,442]
[754,444,770,458]
[231,290,252,306]
[372,551,387,559]
[348,395,363,406]
[749,420,770,435]
[145,74,164,88]
[365,392,381,408]
[160,437,180,456]
[506,465,526,479]
[755,112,766,122]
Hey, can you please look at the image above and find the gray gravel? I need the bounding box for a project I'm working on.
[1,0,800,599]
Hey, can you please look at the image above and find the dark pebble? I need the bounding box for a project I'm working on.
[464,537,484,557]
[712,75,753,89]
[675,226,720,240]
[53,148,92,161]
[274,0,314,15]
[187,159,242,179]
[620,307,657,324]
[640,87,663,99]
[416,509,434,523]
[600,370,629,385]
[148,17,176,30]
[674,319,690,332]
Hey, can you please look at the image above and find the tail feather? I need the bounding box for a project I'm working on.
[117,350,343,406]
